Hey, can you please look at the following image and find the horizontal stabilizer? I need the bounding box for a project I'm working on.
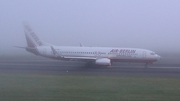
[14,46,26,49]
[14,46,36,50]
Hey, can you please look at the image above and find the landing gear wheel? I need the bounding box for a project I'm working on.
[145,63,149,68]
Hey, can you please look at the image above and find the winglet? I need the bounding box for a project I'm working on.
[79,43,84,47]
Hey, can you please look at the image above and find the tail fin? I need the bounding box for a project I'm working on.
[24,24,48,48]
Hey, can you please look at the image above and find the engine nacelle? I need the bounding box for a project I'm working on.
[95,58,111,66]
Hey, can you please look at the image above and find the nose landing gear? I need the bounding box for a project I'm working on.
[145,62,153,68]
[145,63,149,68]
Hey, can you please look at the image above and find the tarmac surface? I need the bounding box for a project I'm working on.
[0,60,180,78]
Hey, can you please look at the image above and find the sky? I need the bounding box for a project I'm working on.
[0,0,180,56]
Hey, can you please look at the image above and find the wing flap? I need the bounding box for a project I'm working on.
[63,56,96,60]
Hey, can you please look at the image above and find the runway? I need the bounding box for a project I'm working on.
[0,60,180,77]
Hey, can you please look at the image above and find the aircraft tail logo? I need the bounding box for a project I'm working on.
[24,24,46,48]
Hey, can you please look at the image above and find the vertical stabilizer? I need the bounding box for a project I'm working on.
[23,23,47,48]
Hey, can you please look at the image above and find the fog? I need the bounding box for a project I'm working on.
[1,0,180,56]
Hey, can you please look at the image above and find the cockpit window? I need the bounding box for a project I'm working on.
[150,52,155,55]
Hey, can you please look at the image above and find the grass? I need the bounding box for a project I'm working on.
[0,73,180,101]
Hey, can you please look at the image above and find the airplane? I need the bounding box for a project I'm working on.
[16,24,161,67]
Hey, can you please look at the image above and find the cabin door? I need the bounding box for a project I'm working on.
[142,51,146,58]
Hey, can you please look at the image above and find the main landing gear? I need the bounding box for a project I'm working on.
[145,63,149,68]
[145,62,153,68]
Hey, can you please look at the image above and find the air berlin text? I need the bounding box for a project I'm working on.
[110,49,136,53]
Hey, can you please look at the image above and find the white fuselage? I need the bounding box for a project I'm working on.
[32,46,161,64]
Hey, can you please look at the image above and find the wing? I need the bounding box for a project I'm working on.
[63,56,96,61]
[50,46,97,61]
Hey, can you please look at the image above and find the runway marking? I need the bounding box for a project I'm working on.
[107,66,180,68]
[1,63,180,68]
[0,63,79,67]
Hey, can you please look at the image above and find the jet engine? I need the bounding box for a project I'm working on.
[95,58,111,66]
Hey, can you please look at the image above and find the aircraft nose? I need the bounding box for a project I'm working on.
[157,55,162,60]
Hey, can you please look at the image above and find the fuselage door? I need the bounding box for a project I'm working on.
[94,51,101,57]
[142,51,146,58]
